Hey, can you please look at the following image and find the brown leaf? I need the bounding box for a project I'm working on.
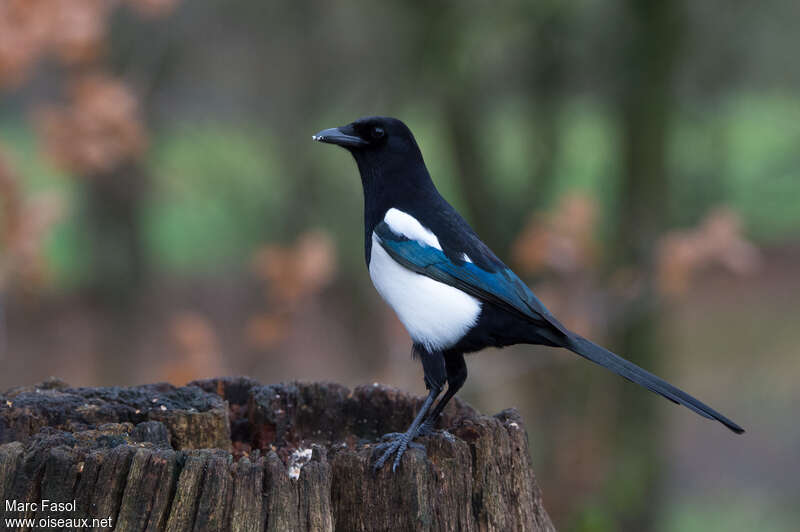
[656,207,761,297]
[251,230,337,309]
[0,147,65,290]
[35,74,147,175]
[164,311,224,384]
[512,193,598,275]
[48,0,112,65]
[244,313,289,349]
[0,0,52,88]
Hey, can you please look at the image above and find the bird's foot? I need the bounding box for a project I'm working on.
[372,431,425,472]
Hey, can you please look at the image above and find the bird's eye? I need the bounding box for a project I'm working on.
[371,126,385,140]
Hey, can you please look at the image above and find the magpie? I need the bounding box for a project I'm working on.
[313,116,744,472]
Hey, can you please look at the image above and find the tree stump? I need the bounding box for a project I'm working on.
[0,377,554,531]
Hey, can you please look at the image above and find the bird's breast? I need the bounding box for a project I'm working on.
[368,233,482,352]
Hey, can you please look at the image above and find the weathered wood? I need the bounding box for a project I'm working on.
[1,379,230,450]
[230,455,267,532]
[0,377,554,531]
[116,447,180,532]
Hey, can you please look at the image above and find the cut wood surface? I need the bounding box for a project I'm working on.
[0,377,554,531]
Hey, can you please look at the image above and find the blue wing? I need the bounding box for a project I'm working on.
[375,222,746,434]
[374,222,569,336]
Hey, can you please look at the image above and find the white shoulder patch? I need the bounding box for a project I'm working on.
[369,233,481,351]
[461,253,473,263]
[384,208,442,250]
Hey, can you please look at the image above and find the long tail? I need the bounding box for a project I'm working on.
[565,334,744,434]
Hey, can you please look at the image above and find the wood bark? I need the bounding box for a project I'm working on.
[0,377,553,531]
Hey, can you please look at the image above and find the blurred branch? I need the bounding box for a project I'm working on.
[521,3,570,213]
[603,1,689,529]
[443,95,500,246]
[410,3,504,249]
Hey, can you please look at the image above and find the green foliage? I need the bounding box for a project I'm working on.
[724,93,800,241]
[144,124,288,272]
[0,122,89,288]
[568,500,618,532]
[553,100,620,201]
[669,93,800,240]
[659,496,799,532]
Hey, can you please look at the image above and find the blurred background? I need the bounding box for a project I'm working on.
[0,0,798,530]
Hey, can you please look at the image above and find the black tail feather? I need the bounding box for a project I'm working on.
[566,335,744,434]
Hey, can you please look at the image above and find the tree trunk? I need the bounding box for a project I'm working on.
[0,377,554,532]
[603,1,687,529]
[84,162,148,304]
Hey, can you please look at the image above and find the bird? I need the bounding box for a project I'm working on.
[313,116,744,472]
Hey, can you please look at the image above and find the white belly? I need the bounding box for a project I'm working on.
[369,233,481,352]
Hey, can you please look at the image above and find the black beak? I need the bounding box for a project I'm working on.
[312,125,368,148]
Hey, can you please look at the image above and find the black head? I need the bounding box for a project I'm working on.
[313,116,437,233]
[313,116,416,153]
[313,117,428,181]
[314,116,441,258]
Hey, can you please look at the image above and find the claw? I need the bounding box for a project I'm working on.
[372,432,427,472]
[391,440,407,471]
[372,440,395,453]
[372,438,399,471]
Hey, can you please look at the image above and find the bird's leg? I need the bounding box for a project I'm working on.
[419,352,466,436]
[373,348,445,472]
[416,386,458,437]
[372,384,441,471]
